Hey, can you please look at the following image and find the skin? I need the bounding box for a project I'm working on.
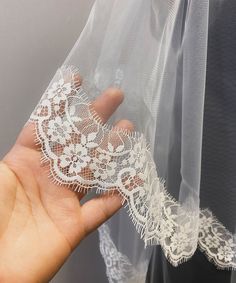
[0,87,134,283]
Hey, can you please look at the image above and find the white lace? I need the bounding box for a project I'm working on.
[29,65,236,270]
[98,224,147,283]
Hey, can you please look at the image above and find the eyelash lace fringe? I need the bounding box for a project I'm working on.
[29,65,236,272]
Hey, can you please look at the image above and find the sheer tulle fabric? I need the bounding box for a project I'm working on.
[29,0,236,282]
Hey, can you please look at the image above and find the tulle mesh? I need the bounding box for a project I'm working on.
[28,0,236,282]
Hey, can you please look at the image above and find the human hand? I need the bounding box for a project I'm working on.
[0,83,133,283]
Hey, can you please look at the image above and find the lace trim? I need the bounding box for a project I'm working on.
[29,65,236,270]
[98,224,147,283]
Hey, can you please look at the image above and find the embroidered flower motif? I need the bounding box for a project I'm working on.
[200,213,213,229]
[128,142,146,169]
[48,117,72,144]
[47,79,72,108]
[90,153,116,180]
[218,245,235,263]
[170,230,190,254]
[60,144,91,174]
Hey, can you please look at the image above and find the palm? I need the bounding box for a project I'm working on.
[0,88,133,282]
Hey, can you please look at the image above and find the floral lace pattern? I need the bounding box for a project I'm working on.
[30,65,236,270]
[98,224,147,283]
[199,210,236,269]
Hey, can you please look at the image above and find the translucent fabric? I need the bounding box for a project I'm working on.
[29,0,236,282]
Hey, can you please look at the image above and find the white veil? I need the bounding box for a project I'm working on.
[29,0,236,282]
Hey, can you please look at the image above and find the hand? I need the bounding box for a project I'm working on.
[0,86,133,283]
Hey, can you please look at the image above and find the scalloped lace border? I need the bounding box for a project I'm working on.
[29,65,236,270]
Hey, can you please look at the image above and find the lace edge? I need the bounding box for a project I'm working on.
[28,65,236,270]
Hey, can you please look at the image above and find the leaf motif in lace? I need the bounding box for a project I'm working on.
[29,65,236,270]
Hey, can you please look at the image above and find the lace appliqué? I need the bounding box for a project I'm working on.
[29,65,236,270]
